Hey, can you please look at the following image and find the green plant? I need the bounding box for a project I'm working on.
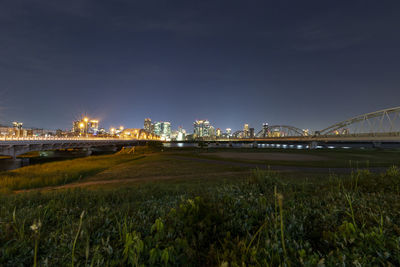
[30,219,41,267]
[123,231,144,266]
[72,211,85,267]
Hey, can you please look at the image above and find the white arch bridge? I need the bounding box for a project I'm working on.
[201,107,400,148]
[0,138,149,158]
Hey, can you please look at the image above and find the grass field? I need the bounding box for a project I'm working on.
[166,147,400,168]
[1,149,400,266]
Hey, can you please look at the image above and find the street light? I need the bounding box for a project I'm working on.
[79,122,85,137]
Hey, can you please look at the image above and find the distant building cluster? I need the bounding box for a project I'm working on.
[141,118,281,141]
[143,118,171,141]
[0,122,61,138]
[72,117,104,136]
[1,115,310,141]
[71,116,159,140]
[190,119,237,140]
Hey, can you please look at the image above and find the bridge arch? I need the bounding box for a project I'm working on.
[256,125,306,138]
[232,130,244,138]
[316,106,400,136]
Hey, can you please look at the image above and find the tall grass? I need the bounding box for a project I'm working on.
[0,154,137,190]
[1,164,400,265]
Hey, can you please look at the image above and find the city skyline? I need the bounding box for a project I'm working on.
[0,1,399,131]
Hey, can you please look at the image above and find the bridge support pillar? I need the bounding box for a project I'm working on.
[85,148,93,156]
[309,141,318,149]
[372,142,382,149]
[252,141,258,148]
[11,146,16,160]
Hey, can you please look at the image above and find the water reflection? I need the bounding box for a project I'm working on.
[164,142,311,149]
[0,158,30,171]
[0,150,109,171]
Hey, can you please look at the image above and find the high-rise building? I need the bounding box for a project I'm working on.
[209,126,215,138]
[261,123,269,137]
[153,121,171,139]
[243,124,250,138]
[249,128,255,138]
[162,122,171,137]
[89,120,99,135]
[72,116,99,136]
[175,127,186,141]
[144,118,152,132]
[216,128,221,137]
[154,122,162,136]
[73,120,83,134]
[193,120,210,138]
[226,128,232,136]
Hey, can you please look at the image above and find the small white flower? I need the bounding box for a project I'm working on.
[30,220,42,233]
[30,224,38,232]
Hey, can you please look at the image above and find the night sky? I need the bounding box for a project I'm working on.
[1,1,399,132]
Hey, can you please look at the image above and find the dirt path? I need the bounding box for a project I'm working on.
[14,170,251,194]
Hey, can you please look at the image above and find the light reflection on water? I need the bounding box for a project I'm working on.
[0,158,30,171]
[163,142,364,150]
[164,143,313,149]
[0,150,98,172]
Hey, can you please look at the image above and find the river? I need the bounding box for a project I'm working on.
[0,150,112,172]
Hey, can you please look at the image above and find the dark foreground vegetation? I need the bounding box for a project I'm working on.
[1,159,400,266]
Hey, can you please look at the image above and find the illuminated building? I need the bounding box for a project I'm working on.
[72,121,81,133]
[153,121,171,140]
[154,122,162,136]
[243,124,249,138]
[117,126,124,134]
[261,123,269,137]
[0,125,10,137]
[209,126,216,138]
[216,128,221,137]
[162,122,171,137]
[72,116,100,136]
[144,118,152,132]
[88,120,99,135]
[121,128,159,140]
[249,128,255,138]
[175,127,186,141]
[177,132,184,141]
[193,120,210,138]
[12,122,23,137]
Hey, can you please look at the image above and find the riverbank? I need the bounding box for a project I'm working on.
[1,148,399,192]
[1,150,399,265]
